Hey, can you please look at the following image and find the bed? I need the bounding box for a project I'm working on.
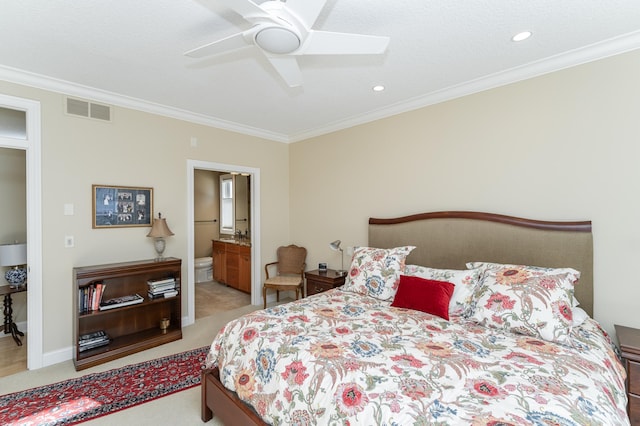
[200,211,629,425]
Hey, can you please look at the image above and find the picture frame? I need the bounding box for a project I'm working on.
[92,185,153,229]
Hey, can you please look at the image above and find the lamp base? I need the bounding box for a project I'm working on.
[153,238,166,261]
[5,266,27,289]
[336,270,347,276]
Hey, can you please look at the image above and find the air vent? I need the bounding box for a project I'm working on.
[65,97,111,122]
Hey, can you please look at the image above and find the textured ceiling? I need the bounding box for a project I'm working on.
[1,0,640,142]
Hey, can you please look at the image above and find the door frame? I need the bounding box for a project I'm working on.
[185,160,261,325]
[0,93,43,369]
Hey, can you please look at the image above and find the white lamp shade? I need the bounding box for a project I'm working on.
[0,243,27,267]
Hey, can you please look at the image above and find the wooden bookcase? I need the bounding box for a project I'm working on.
[73,257,182,371]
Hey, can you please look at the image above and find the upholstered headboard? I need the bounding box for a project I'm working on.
[368,211,594,317]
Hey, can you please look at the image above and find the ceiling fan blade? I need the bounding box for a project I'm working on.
[265,55,303,87]
[282,0,327,27]
[214,0,271,20]
[297,30,390,55]
[185,31,251,58]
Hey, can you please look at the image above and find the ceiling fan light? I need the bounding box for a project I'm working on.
[255,27,301,54]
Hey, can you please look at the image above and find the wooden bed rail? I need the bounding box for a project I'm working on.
[201,367,265,425]
[369,211,592,232]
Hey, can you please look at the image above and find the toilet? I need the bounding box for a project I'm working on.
[195,257,213,283]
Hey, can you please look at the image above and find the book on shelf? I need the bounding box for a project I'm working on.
[148,289,178,299]
[78,281,106,314]
[99,293,144,310]
[148,282,176,293]
[147,282,176,292]
[147,277,176,286]
[79,330,108,341]
[79,339,110,352]
[78,330,110,351]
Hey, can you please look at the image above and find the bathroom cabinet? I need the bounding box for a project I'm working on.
[212,240,251,293]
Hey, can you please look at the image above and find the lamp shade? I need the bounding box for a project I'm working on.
[147,214,174,238]
[329,240,342,251]
[0,243,27,267]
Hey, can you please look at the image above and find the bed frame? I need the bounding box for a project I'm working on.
[201,211,593,424]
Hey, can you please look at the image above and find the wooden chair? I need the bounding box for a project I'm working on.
[263,244,307,308]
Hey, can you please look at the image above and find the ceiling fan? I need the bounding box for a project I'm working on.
[185,0,390,87]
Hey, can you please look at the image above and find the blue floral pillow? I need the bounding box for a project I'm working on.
[342,246,415,301]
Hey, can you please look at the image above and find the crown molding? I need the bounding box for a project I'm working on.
[2,29,640,144]
[288,30,640,143]
[0,65,290,143]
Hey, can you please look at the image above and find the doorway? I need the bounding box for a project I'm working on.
[0,93,43,370]
[185,160,261,327]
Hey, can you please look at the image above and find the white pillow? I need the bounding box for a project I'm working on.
[572,306,589,327]
[403,265,483,316]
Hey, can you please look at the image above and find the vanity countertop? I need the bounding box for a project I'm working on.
[215,238,251,247]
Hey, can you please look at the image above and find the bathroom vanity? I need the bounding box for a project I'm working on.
[212,239,251,293]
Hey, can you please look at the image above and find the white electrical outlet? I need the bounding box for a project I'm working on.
[346,246,354,256]
[65,236,74,248]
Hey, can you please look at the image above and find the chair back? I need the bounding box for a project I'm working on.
[276,245,307,275]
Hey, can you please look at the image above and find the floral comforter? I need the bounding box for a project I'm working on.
[206,290,629,425]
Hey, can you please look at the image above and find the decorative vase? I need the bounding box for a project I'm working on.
[5,266,27,288]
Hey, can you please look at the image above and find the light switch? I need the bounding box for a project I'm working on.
[65,236,74,248]
[64,203,74,215]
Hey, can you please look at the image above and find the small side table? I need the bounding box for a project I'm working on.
[305,269,346,297]
[615,324,640,424]
[0,284,26,346]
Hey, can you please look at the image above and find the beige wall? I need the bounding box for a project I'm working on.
[290,48,640,337]
[0,79,290,356]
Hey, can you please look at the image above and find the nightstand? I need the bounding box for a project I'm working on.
[615,324,640,424]
[305,269,346,297]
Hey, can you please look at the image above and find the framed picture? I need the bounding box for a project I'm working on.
[92,185,153,229]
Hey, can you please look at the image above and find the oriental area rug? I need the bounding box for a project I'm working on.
[0,346,209,425]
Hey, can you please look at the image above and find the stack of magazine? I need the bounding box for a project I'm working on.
[99,293,144,310]
[147,277,178,299]
[78,330,110,352]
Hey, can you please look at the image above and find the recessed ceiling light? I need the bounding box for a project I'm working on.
[372,85,385,92]
[512,31,532,42]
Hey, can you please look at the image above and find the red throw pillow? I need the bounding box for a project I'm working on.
[391,275,455,320]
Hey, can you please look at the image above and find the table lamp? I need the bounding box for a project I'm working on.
[0,242,27,288]
[147,213,174,260]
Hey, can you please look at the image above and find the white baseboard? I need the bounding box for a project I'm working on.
[43,346,74,368]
